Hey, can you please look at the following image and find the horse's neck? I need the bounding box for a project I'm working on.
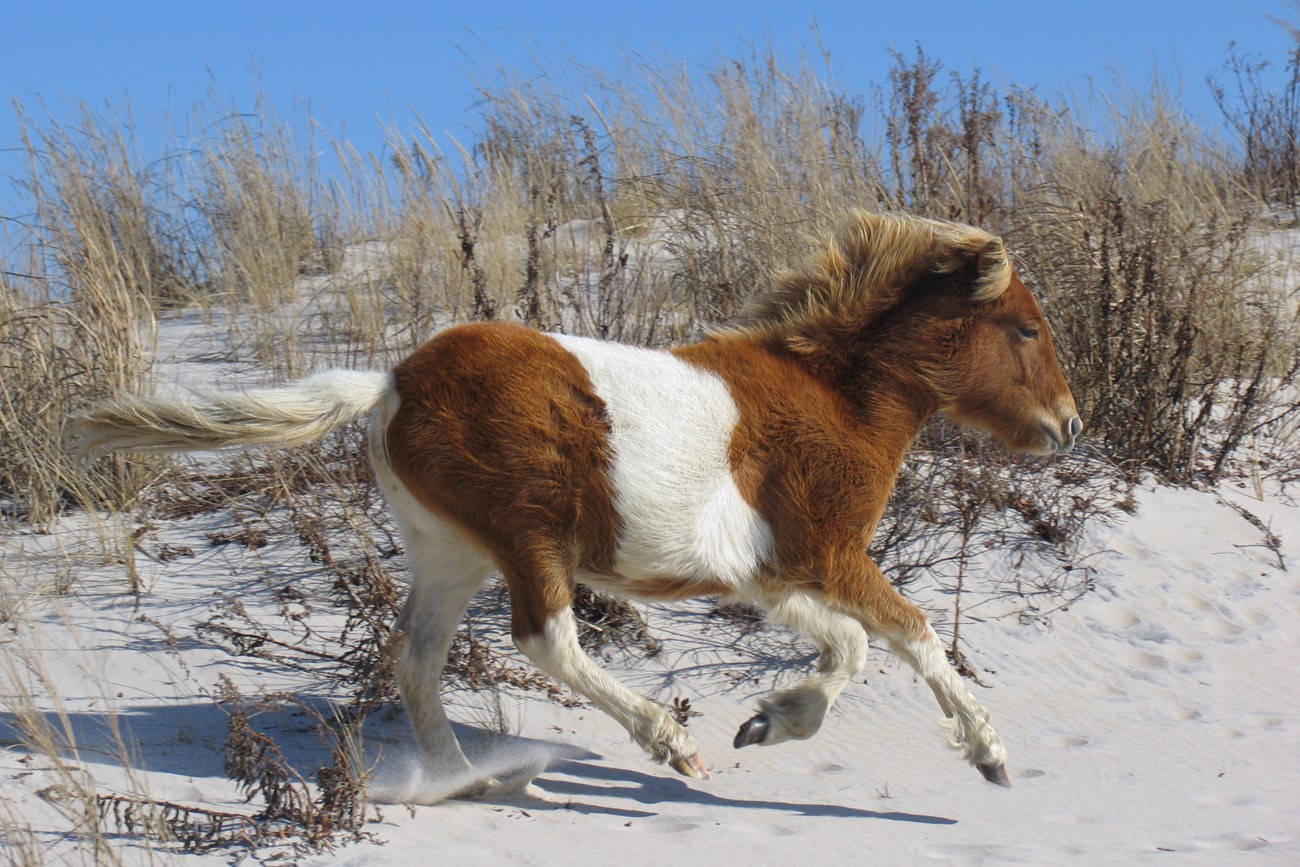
[681,331,935,482]
[737,335,938,542]
[795,337,938,470]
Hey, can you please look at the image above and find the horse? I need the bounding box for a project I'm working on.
[73,210,1081,793]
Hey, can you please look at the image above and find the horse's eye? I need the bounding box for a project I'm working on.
[1018,326,1040,340]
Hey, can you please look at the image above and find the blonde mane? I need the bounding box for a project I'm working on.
[741,210,1012,346]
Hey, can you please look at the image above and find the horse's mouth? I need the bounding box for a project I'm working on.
[1038,416,1082,455]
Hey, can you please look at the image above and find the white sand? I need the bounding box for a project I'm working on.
[3,456,1295,865]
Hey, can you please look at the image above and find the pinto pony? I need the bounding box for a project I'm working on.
[74,211,1080,791]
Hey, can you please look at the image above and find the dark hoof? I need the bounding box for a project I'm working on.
[977,763,1012,788]
[669,753,711,780]
[733,713,770,749]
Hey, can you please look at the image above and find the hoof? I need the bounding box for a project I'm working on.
[977,763,1012,788]
[450,777,496,800]
[669,753,710,780]
[733,713,770,749]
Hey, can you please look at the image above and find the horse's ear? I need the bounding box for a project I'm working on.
[932,234,1010,301]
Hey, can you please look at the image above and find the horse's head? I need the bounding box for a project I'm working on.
[745,210,1081,456]
[939,268,1081,456]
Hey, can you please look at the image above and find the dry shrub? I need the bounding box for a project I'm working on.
[572,584,661,657]
[883,45,1006,223]
[0,277,157,526]
[436,43,890,341]
[13,101,199,311]
[184,105,345,380]
[1,96,340,520]
[0,103,196,522]
[194,111,323,310]
[1010,95,1295,481]
[215,678,373,852]
[612,45,885,330]
[1212,39,1300,214]
[85,677,375,857]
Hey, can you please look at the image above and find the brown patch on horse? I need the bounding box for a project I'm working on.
[675,334,931,638]
[385,322,621,638]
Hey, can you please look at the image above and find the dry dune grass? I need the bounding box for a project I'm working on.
[3,44,1296,521]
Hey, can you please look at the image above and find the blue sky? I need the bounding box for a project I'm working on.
[1,0,1296,212]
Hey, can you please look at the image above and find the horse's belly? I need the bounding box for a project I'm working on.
[610,475,772,586]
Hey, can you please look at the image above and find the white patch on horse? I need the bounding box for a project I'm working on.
[553,334,773,588]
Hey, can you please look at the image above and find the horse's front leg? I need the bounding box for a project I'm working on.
[733,591,868,747]
[824,553,1011,786]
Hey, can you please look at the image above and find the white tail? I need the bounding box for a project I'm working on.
[72,370,393,456]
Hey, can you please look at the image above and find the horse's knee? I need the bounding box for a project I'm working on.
[818,623,869,676]
[511,620,568,676]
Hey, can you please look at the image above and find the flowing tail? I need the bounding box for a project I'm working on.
[71,370,394,457]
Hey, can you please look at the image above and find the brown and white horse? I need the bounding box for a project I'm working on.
[75,210,1080,792]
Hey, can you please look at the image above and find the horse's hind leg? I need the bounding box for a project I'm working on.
[733,591,868,748]
[391,519,493,788]
[503,558,708,779]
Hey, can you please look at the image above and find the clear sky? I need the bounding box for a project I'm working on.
[1,0,1296,212]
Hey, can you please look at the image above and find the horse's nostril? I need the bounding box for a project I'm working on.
[1069,416,1083,439]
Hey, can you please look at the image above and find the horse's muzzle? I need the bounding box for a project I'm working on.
[1041,415,1083,454]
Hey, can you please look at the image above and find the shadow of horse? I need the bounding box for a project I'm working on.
[2,695,955,827]
[521,759,957,825]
